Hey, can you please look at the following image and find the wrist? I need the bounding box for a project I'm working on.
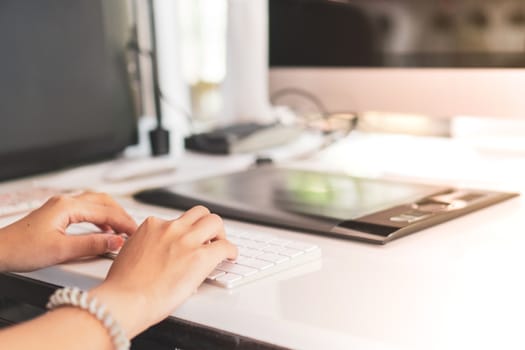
[47,307,115,348]
[90,284,150,338]
[0,228,12,272]
[47,287,130,349]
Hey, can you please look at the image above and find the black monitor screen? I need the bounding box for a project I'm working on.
[270,0,525,68]
[0,0,137,180]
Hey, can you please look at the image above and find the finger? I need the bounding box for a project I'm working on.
[63,233,124,259]
[188,214,226,244]
[73,191,116,205]
[96,224,114,233]
[176,206,210,226]
[67,202,137,235]
[73,192,136,227]
[204,239,238,262]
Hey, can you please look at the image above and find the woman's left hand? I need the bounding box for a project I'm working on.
[0,192,137,272]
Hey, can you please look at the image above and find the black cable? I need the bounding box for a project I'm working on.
[255,86,359,166]
[147,0,170,156]
[271,86,359,130]
[158,90,195,133]
[147,0,163,129]
[127,34,195,133]
[270,87,329,117]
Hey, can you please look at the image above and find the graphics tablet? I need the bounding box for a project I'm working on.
[134,167,518,244]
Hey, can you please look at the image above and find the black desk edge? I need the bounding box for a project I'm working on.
[0,273,289,350]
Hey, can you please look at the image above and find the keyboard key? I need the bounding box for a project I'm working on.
[227,237,245,246]
[226,229,242,238]
[235,257,274,270]
[285,242,318,252]
[248,233,276,243]
[215,273,243,285]
[274,247,304,258]
[238,247,264,258]
[236,238,259,248]
[234,230,252,239]
[257,253,290,264]
[262,244,283,254]
[268,238,292,246]
[233,238,263,248]
[217,261,258,276]
[242,240,268,250]
[206,269,225,281]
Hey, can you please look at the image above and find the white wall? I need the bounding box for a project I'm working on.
[136,0,273,131]
[135,0,191,133]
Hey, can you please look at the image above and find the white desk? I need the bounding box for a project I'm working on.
[2,133,525,350]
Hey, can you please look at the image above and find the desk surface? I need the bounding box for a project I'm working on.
[2,133,525,350]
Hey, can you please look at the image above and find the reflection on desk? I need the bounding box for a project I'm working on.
[0,133,525,349]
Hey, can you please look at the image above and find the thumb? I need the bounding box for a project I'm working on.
[65,234,124,259]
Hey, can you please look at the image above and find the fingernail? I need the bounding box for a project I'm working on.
[107,236,123,251]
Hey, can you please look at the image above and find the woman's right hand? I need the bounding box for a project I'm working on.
[90,205,237,338]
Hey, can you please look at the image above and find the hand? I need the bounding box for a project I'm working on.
[90,206,238,338]
[0,192,137,272]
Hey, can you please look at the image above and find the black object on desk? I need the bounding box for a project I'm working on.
[184,122,303,154]
[134,167,518,244]
[147,0,171,156]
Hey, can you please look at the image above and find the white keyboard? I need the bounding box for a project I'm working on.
[105,210,322,289]
[206,227,321,288]
[0,192,322,289]
[0,187,71,218]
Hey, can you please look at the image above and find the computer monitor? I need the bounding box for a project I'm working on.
[0,0,138,181]
[269,0,525,119]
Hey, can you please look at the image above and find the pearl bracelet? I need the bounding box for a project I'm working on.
[47,287,130,350]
